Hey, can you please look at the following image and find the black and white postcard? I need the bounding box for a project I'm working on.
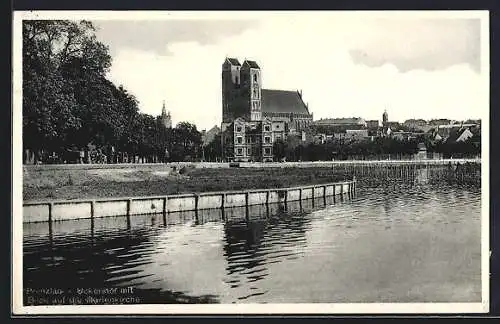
[12,10,490,315]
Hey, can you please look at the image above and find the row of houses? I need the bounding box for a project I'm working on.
[311,124,480,145]
[309,112,480,144]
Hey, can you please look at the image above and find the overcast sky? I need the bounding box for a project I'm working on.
[91,12,487,131]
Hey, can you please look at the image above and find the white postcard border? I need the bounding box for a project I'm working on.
[12,10,491,315]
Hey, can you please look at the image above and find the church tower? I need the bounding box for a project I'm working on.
[241,59,262,121]
[161,100,172,128]
[382,109,388,126]
[222,57,242,123]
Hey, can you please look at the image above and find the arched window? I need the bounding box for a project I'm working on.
[253,74,258,82]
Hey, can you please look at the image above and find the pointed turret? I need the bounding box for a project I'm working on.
[161,100,167,116]
[160,100,172,128]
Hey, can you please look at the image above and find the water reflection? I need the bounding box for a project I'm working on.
[221,203,312,301]
[23,215,221,304]
[23,164,481,304]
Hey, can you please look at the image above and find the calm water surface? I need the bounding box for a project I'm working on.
[23,167,482,304]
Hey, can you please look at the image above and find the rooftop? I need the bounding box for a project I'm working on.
[261,89,310,115]
[243,60,260,69]
[226,57,241,66]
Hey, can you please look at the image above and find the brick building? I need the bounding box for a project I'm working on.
[220,58,313,162]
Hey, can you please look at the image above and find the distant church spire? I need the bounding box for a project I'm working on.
[161,100,172,128]
[161,100,166,116]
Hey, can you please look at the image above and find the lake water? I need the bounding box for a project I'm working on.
[23,165,482,304]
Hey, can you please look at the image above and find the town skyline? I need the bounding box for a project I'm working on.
[86,11,488,131]
[14,11,488,131]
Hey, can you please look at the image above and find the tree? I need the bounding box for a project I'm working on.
[204,134,222,162]
[24,20,111,73]
[23,67,81,156]
[170,122,202,161]
[284,135,302,161]
[273,138,286,161]
[23,20,114,163]
[115,85,140,155]
[434,137,481,158]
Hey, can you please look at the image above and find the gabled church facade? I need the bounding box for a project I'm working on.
[220,58,313,162]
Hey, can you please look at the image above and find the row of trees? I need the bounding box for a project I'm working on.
[271,135,481,162]
[201,132,480,163]
[272,137,417,161]
[22,21,480,164]
[23,20,202,164]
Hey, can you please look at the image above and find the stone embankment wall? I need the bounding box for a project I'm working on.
[23,180,356,223]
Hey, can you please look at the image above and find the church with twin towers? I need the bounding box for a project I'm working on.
[220,57,313,162]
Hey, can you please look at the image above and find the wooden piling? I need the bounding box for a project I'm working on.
[90,200,95,218]
[48,202,53,223]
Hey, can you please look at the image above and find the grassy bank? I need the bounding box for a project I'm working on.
[23,165,349,202]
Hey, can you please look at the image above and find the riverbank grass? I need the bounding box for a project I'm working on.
[23,166,348,202]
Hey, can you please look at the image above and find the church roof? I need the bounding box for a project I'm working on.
[261,89,310,115]
[243,60,260,69]
[226,58,241,66]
